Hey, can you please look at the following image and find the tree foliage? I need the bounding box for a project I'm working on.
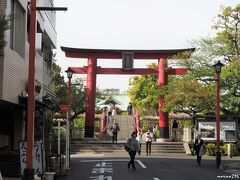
[221,59,240,114]
[213,5,240,59]
[162,75,215,117]
[129,5,240,117]
[53,61,107,122]
[128,64,159,116]
[52,61,68,105]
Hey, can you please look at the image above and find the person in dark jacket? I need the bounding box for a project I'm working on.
[194,134,204,166]
[127,102,133,115]
[126,131,139,170]
[111,122,120,143]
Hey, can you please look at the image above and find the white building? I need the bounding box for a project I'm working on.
[0,0,58,177]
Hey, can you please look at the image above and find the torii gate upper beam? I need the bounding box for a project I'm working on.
[61,47,195,59]
[69,67,188,75]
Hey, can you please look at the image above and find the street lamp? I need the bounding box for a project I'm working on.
[212,60,224,169]
[66,68,74,80]
[65,68,74,170]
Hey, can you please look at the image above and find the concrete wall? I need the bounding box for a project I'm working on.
[1,47,28,103]
[0,0,56,103]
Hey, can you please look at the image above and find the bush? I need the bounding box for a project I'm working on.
[232,144,238,156]
[95,120,101,132]
[51,129,66,154]
[179,119,194,128]
[74,115,85,129]
[154,129,160,139]
[205,143,238,156]
[141,121,151,133]
[206,143,216,156]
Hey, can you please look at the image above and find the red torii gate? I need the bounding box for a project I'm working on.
[61,47,195,140]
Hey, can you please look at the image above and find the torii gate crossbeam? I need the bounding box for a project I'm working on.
[61,47,195,140]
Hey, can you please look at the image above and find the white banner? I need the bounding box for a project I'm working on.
[19,141,43,175]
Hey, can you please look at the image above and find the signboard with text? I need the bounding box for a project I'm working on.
[19,141,43,175]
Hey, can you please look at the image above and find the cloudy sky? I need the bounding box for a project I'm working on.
[54,0,240,91]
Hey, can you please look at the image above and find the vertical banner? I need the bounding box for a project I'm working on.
[19,141,43,175]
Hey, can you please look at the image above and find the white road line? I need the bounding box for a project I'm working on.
[136,160,147,168]
[80,159,129,162]
[153,178,160,180]
[80,159,147,168]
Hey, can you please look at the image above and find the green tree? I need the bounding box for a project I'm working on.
[162,75,215,118]
[128,64,159,116]
[175,4,240,115]
[53,62,107,122]
[128,4,240,118]
[211,5,240,114]
[213,5,240,59]
[52,61,68,105]
[221,59,240,114]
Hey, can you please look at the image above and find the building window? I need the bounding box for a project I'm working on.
[12,1,25,57]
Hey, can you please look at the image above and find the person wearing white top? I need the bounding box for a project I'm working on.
[136,130,143,155]
[111,104,116,116]
[145,130,153,156]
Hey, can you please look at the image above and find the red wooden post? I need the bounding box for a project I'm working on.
[100,111,105,134]
[85,58,97,137]
[158,58,169,140]
[134,110,140,131]
[24,0,36,178]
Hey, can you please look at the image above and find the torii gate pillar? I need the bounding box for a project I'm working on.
[158,58,169,140]
[85,58,97,137]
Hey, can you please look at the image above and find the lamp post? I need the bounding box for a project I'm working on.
[65,68,74,170]
[212,60,224,169]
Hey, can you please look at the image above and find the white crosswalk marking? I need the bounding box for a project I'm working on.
[80,159,147,168]
[136,160,147,168]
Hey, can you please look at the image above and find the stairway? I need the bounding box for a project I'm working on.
[70,115,186,155]
[105,115,135,141]
[113,115,136,141]
[70,141,186,155]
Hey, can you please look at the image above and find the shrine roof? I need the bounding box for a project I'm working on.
[61,46,195,59]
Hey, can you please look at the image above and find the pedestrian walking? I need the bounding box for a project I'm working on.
[136,129,143,155]
[108,103,112,119]
[194,134,204,166]
[111,122,120,143]
[111,104,117,117]
[126,131,139,169]
[145,130,153,156]
[127,102,133,115]
[172,119,178,141]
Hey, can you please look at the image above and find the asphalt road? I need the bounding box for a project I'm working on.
[58,155,239,180]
